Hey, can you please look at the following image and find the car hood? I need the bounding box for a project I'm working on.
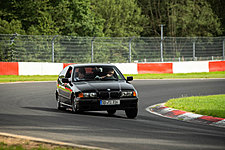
[74,80,134,92]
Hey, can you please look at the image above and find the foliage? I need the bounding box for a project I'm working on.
[165,0,222,37]
[207,0,225,35]
[1,0,224,36]
[0,18,25,34]
[92,0,147,37]
[0,42,14,62]
[0,0,104,36]
[0,0,224,63]
[93,37,131,63]
[0,0,223,36]
[138,0,223,37]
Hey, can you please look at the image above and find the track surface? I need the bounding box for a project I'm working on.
[0,79,225,150]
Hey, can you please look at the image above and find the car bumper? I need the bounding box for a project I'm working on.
[75,98,138,111]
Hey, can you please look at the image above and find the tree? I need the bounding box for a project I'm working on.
[67,0,104,36]
[92,0,148,37]
[138,0,223,37]
[166,0,222,37]
[0,0,104,36]
[207,0,225,35]
[0,0,58,35]
[137,0,165,37]
[0,18,25,34]
[49,0,73,35]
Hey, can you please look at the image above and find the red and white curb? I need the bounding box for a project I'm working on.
[146,103,225,128]
[1,61,225,75]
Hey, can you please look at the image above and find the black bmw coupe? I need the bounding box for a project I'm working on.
[56,64,138,118]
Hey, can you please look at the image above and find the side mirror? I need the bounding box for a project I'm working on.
[126,76,133,81]
[62,78,70,83]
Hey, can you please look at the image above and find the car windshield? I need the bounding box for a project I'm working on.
[73,66,124,81]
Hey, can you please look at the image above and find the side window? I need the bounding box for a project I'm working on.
[59,66,69,78]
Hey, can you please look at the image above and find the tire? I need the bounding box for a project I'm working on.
[71,98,79,113]
[56,92,63,110]
[107,110,116,116]
[57,101,63,110]
[125,108,138,119]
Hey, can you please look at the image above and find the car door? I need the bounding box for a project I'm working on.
[63,66,73,104]
[58,66,70,103]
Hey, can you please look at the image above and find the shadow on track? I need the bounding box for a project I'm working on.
[22,106,127,119]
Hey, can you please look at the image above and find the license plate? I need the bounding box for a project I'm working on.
[100,100,120,105]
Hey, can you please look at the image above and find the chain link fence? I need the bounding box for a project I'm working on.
[0,34,224,63]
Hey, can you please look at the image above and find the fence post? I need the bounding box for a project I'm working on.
[223,39,225,60]
[91,37,96,63]
[51,35,58,63]
[160,24,164,62]
[10,33,18,61]
[193,41,196,61]
[10,33,17,45]
[129,37,135,63]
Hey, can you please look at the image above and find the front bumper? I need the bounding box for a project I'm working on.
[75,98,138,111]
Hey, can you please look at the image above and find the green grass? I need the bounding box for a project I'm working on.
[165,94,225,118]
[0,71,225,83]
[0,141,91,150]
[0,75,58,83]
[0,142,24,150]
[124,71,225,79]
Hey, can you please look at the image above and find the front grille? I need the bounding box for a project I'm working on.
[99,91,109,99]
[110,92,120,98]
[99,91,120,99]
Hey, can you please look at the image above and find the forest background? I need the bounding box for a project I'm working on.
[0,0,225,37]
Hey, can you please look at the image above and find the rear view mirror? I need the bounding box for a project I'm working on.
[62,78,70,83]
[126,76,133,81]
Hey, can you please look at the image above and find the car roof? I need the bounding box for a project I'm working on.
[69,63,116,67]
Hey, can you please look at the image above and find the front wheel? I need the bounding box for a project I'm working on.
[57,101,63,110]
[125,108,138,119]
[56,92,63,110]
[71,98,79,113]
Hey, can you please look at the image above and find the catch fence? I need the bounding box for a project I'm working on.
[0,34,224,63]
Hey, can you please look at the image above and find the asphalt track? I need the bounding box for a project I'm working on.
[0,79,225,150]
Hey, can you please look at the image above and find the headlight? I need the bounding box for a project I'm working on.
[78,92,97,98]
[121,91,136,97]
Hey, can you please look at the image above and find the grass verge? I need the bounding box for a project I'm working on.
[165,94,225,118]
[0,135,91,150]
[0,71,225,82]
[0,75,58,83]
[124,71,225,79]
[0,142,87,150]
